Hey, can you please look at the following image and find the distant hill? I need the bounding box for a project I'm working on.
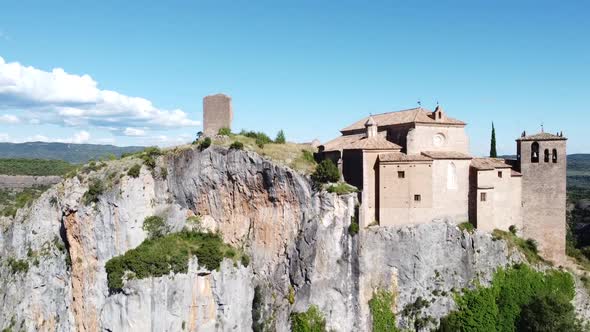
[0,142,144,164]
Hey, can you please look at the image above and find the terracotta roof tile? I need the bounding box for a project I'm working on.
[345,136,402,150]
[341,107,465,132]
[421,151,472,159]
[471,158,514,170]
[320,134,364,152]
[517,132,567,141]
[379,152,432,162]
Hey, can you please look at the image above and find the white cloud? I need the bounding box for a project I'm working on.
[0,56,200,132]
[0,114,19,124]
[123,127,146,136]
[71,130,90,144]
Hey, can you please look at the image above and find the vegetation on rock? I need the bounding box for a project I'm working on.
[199,137,212,150]
[491,230,542,263]
[230,141,245,150]
[458,222,475,233]
[0,186,49,217]
[327,182,358,195]
[218,127,232,136]
[439,264,576,332]
[311,160,339,185]
[105,229,245,291]
[82,178,105,205]
[348,216,359,236]
[290,305,327,332]
[369,289,398,332]
[142,216,168,239]
[127,164,141,178]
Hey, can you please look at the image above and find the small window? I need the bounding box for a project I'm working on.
[498,171,503,178]
[552,149,558,163]
[480,192,487,202]
[544,149,550,162]
[398,171,405,179]
[414,194,421,202]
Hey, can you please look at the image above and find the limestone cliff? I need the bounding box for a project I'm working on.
[0,146,586,331]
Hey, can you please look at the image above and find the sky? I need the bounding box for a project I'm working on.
[0,0,588,156]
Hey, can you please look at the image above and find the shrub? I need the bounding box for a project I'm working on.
[255,138,266,148]
[311,160,340,184]
[160,167,168,180]
[241,254,250,267]
[199,137,212,150]
[140,147,162,170]
[82,178,105,205]
[7,258,29,274]
[142,216,168,239]
[458,222,475,233]
[127,164,141,178]
[105,230,238,291]
[290,305,327,332]
[230,141,244,150]
[218,127,232,136]
[492,230,544,263]
[301,150,316,164]
[327,182,358,195]
[369,289,398,332]
[348,216,359,236]
[288,285,295,304]
[439,264,575,332]
[525,238,538,254]
[516,295,580,332]
[509,225,517,234]
[275,130,286,144]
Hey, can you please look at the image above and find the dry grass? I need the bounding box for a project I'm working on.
[212,135,317,174]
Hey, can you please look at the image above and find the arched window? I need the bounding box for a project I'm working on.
[447,162,457,190]
[531,142,539,163]
[544,149,550,162]
[552,149,558,163]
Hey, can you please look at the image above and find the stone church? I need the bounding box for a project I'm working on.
[319,106,567,263]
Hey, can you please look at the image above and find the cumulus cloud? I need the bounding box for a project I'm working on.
[0,114,19,124]
[123,127,146,136]
[0,56,200,133]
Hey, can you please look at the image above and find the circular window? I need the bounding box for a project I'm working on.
[433,133,446,147]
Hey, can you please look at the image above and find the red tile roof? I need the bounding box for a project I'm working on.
[341,107,465,132]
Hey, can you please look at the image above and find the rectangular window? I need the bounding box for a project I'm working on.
[414,194,421,202]
[480,192,487,202]
[398,171,405,179]
[498,171,503,178]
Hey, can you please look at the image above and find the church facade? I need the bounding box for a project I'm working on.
[319,106,567,263]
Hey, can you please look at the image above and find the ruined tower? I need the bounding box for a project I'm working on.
[517,132,567,263]
[203,94,233,136]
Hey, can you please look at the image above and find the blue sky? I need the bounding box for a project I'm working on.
[0,0,588,155]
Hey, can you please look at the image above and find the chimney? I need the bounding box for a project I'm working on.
[365,116,378,138]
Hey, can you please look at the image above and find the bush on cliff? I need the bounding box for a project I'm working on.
[230,141,244,150]
[142,216,168,239]
[311,160,339,184]
[439,264,576,332]
[127,164,141,178]
[369,289,399,332]
[290,305,327,332]
[105,229,246,291]
[82,178,105,205]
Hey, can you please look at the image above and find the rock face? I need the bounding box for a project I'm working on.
[0,146,585,332]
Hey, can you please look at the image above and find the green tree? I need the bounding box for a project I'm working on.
[290,305,327,332]
[490,122,497,158]
[311,160,340,184]
[516,295,580,332]
[275,130,286,144]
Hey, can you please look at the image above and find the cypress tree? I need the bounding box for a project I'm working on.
[490,122,498,158]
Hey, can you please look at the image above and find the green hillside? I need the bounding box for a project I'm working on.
[0,158,77,176]
[0,142,144,164]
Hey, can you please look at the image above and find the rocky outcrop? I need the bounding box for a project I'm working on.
[0,146,586,332]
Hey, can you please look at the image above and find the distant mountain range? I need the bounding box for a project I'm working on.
[0,142,144,164]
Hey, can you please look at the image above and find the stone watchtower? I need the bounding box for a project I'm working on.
[517,131,567,263]
[203,94,233,136]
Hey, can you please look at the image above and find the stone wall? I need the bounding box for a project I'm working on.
[519,139,567,263]
[406,124,469,155]
[203,94,233,136]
